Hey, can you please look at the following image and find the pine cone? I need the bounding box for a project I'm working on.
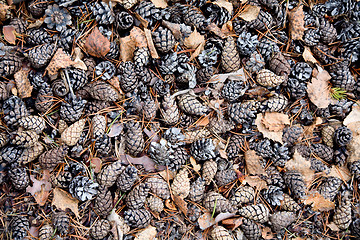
[230,186,255,207]
[115,11,134,31]
[50,171,72,188]
[146,176,171,199]
[65,68,88,91]
[152,26,176,53]
[236,31,259,56]
[18,116,46,134]
[202,160,217,185]
[269,52,291,77]
[9,167,30,190]
[0,132,9,148]
[118,0,138,9]
[11,130,39,148]
[60,96,87,123]
[291,62,313,81]
[311,143,333,163]
[118,61,138,93]
[322,125,335,148]
[228,101,259,125]
[171,168,190,198]
[304,29,320,47]
[26,28,54,46]
[319,18,337,44]
[203,191,235,214]
[187,204,202,222]
[261,94,288,112]
[125,121,145,157]
[333,193,352,230]
[116,165,138,192]
[90,219,111,240]
[69,176,99,201]
[221,37,241,73]
[28,43,57,69]
[39,145,68,169]
[210,226,235,240]
[3,96,29,128]
[91,2,114,25]
[94,186,113,217]
[190,138,217,162]
[221,79,248,102]
[256,69,286,88]
[124,208,152,228]
[318,176,342,201]
[239,204,270,223]
[94,134,112,155]
[188,177,205,202]
[134,47,150,68]
[52,79,68,97]
[60,119,86,146]
[282,125,303,146]
[147,195,164,213]
[240,218,262,240]
[126,183,150,209]
[86,100,111,114]
[0,53,22,77]
[89,81,120,102]
[257,38,279,62]
[262,185,284,206]
[91,115,106,139]
[97,161,124,188]
[215,168,237,186]
[95,61,116,81]
[244,52,265,73]
[280,193,301,212]
[19,142,44,164]
[59,28,79,50]
[134,0,161,27]
[183,6,209,32]
[0,82,9,100]
[270,211,297,233]
[11,216,30,240]
[283,170,306,200]
[161,94,180,125]
[44,4,72,31]
[226,134,245,159]
[247,9,273,31]
[52,211,70,236]
[39,224,54,240]
[28,0,48,17]
[0,146,23,163]
[334,126,352,147]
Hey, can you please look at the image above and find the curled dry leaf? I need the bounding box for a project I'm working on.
[255,113,284,143]
[244,150,266,175]
[173,194,188,215]
[206,22,226,39]
[84,27,110,58]
[144,28,159,59]
[261,112,290,131]
[328,165,351,182]
[307,66,333,108]
[190,156,201,172]
[118,154,158,171]
[3,25,16,44]
[303,117,322,138]
[14,67,33,98]
[184,28,205,50]
[304,190,335,212]
[150,0,167,8]
[303,46,318,65]
[134,225,157,240]
[214,0,233,15]
[26,170,52,206]
[221,217,242,230]
[52,187,79,217]
[238,4,261,21]
[262,227,275,240]
[108,123,124,138]
[108,209,130,239]
[343,103,360,127]
[119,34,136,62]
[46,48,75,77]
[288,4,305,40]
[243,175,268,191]
[327,222,341,232]
[189,40,205,61]
[198,212,236,230]
[130,26,147,48]
[90,157,102,173]
[285,149,315,187]
[209,68,246,83]
[71,47,87,71]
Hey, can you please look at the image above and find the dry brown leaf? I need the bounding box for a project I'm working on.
[347,130,360,163]
[328,165,351,182]
[190,156,201,172]
[195,115,210,127]
[238,4,261,21]
[343,103,360,127]
[52,187,79,217]
[198,212,216,230]
[119,154,159,171]
[173,194,187,215]
[206,23,226,38]
[107,209,130,239]
[132,11,149,28]
[108,122,124,138]
[304,191,335,212]
[244,150,266,175]
[285,149,315,187]
[46,48,75,77]
[0,4,12,21]
[158,170,175,181]
[165,199,177,210]
[119,35,136,62]
[134,225,157,240]
[3,25,16,44]
[262,227,275,239]
[84,27,110,58]
[130,26,147,48]
[255,113,284,143]
[144,28,159,59]
[219,149,227,159]
[243,175,268,190]
[14,67,33,98]
[288,4,305,40]
[184,28,205,50]
[28,226,39,238]
[189,40,205,61]
[327,222,340,232]
[303,117,322,138]
[71,47,87,70]
[303,46,318,64]
[150,0,167,8]
[26,171,52,206]
[221,217,242,230]
[27,17,45,29]
[214,0,233,15]
[215,212,236,223]
[90,157,102,173]
[209,68,246,83]
[261,112,290,131]
[307,66,332,108]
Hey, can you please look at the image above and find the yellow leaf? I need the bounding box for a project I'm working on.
[52,188,79,217]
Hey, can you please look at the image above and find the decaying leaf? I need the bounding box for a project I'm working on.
[119,154,158,171]
[71,47,87,70]
[255,113,284,143]
[243,175,268,191]
[14,67,33,98]
[184,28,205,50]
[198,212,216,230]
[195,115,210,127]
[214,0,233,15]
[108,209,130,240]
[328,165,351,182]
[90,157,102,173]
[285,150,315,187]
[303,117,322,138]
[307,66,333,108]
[108,123,124,138]
[52,187,79,217]
[343,103,360,127]
[221,217,242,230]
[46,48,75,77]
[189,40,205,61]
[130,26,147,48]
[27,17,45,29]
[0,4,12,21]
[150,0,167,8]
[3,25,16,44]
[238,4,260,21]
[209,68,246,83]
[206,22,226,38]
[190,156,201,172]
[144,28,159,59]
[26,171,52,206]
[173,194,188,215]
[288,4,305,40]
[119,34,136,62]
[327,222,340,232]
[135,225,157,240]
[303,46,318,65]
[84,27,110,58]
[304,191,335,212]
[244,150,266,175]
[261,112,290,131]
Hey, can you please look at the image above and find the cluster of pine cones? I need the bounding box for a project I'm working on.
[1,0,360,239]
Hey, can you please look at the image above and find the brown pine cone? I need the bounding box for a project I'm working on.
[269,52,290,77]
[247,9,273,31]
[280,193,301,212]
[11,130,39,148]
[226,134,245,159]
[152,26,176,53]
[93,186,113,218]
[349,160,360,181]
[221,37,241,73]
[146,176,171,199]
[58,120,68,134]
[18,116,46,134]
[282,125,303,146]
[184,128,212,143]
[39,224,54,240]
[28,43,57,69]
[322,125,335,148]
[124,208,152,229]
[50,171,72,188]
[89,81,120,102]
[125,120,145,157]
[147,195,164,213]
[319,19,337,44]
[126,183,150,209]
[0,53,22,77]
[171,168,190,198]
[256,69,286,88]
[161,94,180,125]
[9,167,30,190]
[90,219,111,240]
[35,85,54,112]
[238,204,270,223]
[97,161,125,188]
[39,145,68,170]
[230,186,255,207]
[311,143,333,163]
[86,100,111,114]
[196,66,218,84]
[270,211,297,233]
[178,92,209,116]
[52,211,70,236]
[60,119,86,146]
[202,160,217,185]
[240,218,262,240]
[116,165,138,192]
[19,142,44,164]
[333,193,352,230]
[318,176,342,201]
[283,170,306,200]
[211,226,235,240]
[188,177,205,202]
[11,216,30,240]
[262,94,288,112]
[203,191,235,214]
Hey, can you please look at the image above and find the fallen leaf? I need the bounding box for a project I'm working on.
[243,175,268,190]
[27,17,45,29]
[108,209,130,239]
[303,46,318,64]
[303,117,322,138]
[285,150,315,187]
[221,217,242,230]
[307,66,333,108]
[157,170,175,181]
[14,67,33,98]
[328,165,351,182]
[214,0,233,15]
[214,212,236,223]
[261,112,290,131]
[0,4,12,21]
[90,158,102,173]
[144,28,159,59]
[132,11,149,28]
[46,48,75,77]
[206,23,227,38]
[165,199,177,210]
[119,34,136,62]
[163,20,193,43]
[3,25,16,44]
[195,115,210,127]
[119,154,158,172]
[244,150,266,175]
[219,149,227,159]
[28,226,39,238]
[108,123,124,138]
[347,134,360,163]
[135,225,157,240]
[190,156,201,172]
[71,47,87,71]
[198,212,216,230]
[288,4,305,40]
[184,28,205,50]
[173,194,187,215]
[238,4,261,21]
[327,222,340,232]
[208,68,246,83]
[262,227,274,239]
[189,40,205,61]
[304,191,335,212]
[255,113,284,143]
[130,26,147,48]
[52,187,79,217]
[26,171,52,206]
[84,27,110,58]
[143,128,160,142]
[343,103,360,127]
[150,0,167,8]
